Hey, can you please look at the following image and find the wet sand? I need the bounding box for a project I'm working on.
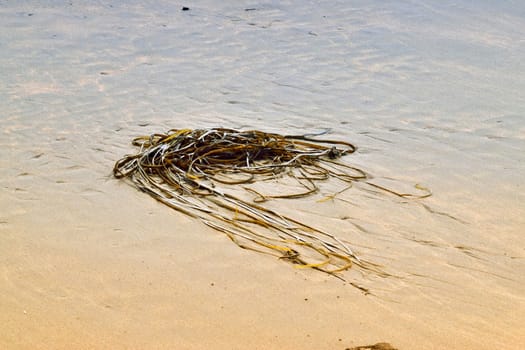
[1,1,524,349]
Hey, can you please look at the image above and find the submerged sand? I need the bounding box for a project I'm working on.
[1,1,524,349]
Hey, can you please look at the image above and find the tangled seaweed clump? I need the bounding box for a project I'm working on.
[113,128,429,282]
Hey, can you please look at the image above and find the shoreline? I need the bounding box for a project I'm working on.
[1,1,524,349]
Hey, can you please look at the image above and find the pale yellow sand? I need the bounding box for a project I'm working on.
[1,1,524,349]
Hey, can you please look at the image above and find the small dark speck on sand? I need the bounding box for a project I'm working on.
[182,6,190,11]
[346,343,398,350]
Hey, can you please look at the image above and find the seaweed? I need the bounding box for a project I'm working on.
[113,127,428,282]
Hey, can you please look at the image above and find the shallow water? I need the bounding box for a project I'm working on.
[1,1,524,349]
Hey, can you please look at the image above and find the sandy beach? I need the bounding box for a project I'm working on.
[1,1,524,349]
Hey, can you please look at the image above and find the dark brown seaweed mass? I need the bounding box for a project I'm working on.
[114,128,427,285]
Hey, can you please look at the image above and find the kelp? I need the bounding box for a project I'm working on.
[113,127,429,282]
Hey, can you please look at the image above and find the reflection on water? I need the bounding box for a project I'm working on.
[1,1,524,349]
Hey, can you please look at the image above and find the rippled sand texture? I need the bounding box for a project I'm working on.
[1,1,524,349]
